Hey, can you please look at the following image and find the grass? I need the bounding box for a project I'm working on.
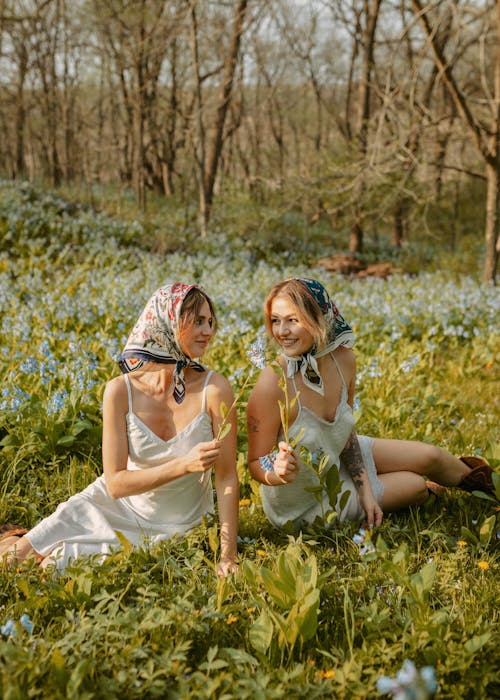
[0,179,498,698]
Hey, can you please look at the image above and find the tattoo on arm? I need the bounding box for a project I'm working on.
[248,415,260,434]
[339,430,365,490]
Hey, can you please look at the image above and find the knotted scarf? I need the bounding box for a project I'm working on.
[118,282,205,404]
[284,278,355,395]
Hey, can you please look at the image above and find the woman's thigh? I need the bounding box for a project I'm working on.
[372,438,438,475]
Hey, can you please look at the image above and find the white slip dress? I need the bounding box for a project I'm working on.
[261,356,384,529]
[27,371,215,569]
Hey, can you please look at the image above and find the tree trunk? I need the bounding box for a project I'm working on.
[203,0,248,219]
[412,0,499,284]
[350,0,382,254]
[484,159,499,284]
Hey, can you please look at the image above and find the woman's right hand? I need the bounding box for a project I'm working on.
[185,439,221,473]
[273,441,299,483]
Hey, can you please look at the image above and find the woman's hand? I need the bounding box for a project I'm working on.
[185,439,221,473]
[273,441,299,483]
[217,557,238,578]
[359,487,383,528]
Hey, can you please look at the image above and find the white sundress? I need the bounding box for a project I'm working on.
[27,372,215,569]
[261,356,384,529]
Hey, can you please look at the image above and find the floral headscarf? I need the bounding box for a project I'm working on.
[118,282,206,404]
[284,278,355,395]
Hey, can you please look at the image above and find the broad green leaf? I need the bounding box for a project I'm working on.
[479,515,495,546]
[261,566,294,608]
[249,609,274,655]
[464,632,492,654]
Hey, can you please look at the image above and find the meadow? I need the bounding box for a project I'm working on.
[0,180,499,699]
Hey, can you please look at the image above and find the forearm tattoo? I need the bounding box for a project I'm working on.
[340,430,365,490]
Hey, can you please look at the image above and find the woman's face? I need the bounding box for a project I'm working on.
[179,299,214,358]
[270,295,314,356]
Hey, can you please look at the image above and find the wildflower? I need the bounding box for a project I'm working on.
[247,338,266,370]
[400,354,420,373]
[246,607,255,614]
[377,660,438,699]
[477,561,489,571]
[352,528,375,556]
[19,614,33,634]
[317,669,335,679]
[226,615,238,625]
[239,498,251,507]
[456,540,467,547]
[1,619,16,637]
[256,549,266,557]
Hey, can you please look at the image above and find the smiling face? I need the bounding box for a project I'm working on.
[270,295,315,356]
[178,298,215,359]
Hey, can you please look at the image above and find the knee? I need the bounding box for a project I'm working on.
[414,479,429,505]
[419,443,445,470]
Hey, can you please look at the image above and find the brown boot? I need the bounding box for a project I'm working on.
[458,456,495,495]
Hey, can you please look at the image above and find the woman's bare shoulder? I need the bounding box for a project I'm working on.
[103,374,128,405]
[333,346,356,374]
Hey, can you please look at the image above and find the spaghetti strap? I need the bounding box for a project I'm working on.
[330,353,348,398]
[201,370,213,412]
[124,375,133,412]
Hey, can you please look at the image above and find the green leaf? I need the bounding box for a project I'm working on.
[295,588,320,641]
[249,609,274,655]
[479,515,495,546]
[57,435,76,446]
[217,423,232,441]
[114,530,133,552]
[261,566,294,609]
[464,632,492,654]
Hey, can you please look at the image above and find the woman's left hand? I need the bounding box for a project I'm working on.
[359,490,383,528]
[217,558,238,578]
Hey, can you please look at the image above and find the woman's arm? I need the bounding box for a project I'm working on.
[337,349,383,527]
[246,367,298,486]
[207,375,239,576]
[102,377,220,499]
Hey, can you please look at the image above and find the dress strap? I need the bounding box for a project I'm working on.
[329,353,348,399]
[124,374,133,412]
[201,370,214,413]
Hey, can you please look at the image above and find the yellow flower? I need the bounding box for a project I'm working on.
[246,607,255,614]
[456,540,468,547]
[239,498,251,506]
[477,561,489,570]
[226,615,238,625]
[256,549,267,556]
[317,669,335,680]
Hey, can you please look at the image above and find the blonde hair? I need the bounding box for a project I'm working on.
[264,279,328,349]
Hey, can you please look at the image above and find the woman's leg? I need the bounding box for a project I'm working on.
[0,536,38,567]
[372,438,469,486]
[379,471,429,511]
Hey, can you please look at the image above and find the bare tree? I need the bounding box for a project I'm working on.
[412,0,499,283]
[187,0,249,236]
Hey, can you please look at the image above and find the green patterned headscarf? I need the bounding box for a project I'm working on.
[284,278,355,395]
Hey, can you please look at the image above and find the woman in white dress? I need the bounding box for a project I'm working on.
[1,282,239,577]
[247,277,494,530]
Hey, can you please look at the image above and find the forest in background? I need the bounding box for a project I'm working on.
[0,0,499,282]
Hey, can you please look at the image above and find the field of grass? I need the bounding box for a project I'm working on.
[0,181,499,698]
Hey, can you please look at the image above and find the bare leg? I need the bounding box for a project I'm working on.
[379,471,429,511]
[372,439,470,486]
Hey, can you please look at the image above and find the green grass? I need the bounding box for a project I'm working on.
[0,180,498,698]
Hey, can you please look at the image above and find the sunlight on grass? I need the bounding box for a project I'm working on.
[0,181,498,698]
